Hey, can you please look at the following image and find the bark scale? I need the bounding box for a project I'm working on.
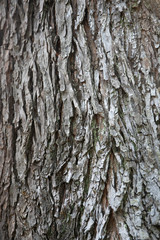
[0,0,160,239]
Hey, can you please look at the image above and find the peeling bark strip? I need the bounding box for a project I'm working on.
[1,0,160,239]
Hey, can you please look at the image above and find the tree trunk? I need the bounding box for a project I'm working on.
[1,0,160,239]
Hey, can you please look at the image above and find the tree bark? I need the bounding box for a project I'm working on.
[1,0,160,239]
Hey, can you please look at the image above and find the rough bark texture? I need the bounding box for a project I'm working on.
[1,0,160,239]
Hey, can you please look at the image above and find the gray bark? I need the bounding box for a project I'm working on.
[1,0,160,239]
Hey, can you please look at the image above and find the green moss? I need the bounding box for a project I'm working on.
[58,207,76,240]
[120,17,126,27]
[50,144,57,159]
[121,156,128,170]
[133,142,138,152]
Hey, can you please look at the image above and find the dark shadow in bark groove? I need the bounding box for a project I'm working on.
[24,120,35,186]
[28,68,33,99]
[12,126,20,185]
[106,209,121,240]
[83,154,91,198]
[0,29,4,46]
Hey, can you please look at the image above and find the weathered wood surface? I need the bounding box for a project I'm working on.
[0,0,160,239]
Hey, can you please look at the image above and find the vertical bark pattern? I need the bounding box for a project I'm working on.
[1,0,160,239]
